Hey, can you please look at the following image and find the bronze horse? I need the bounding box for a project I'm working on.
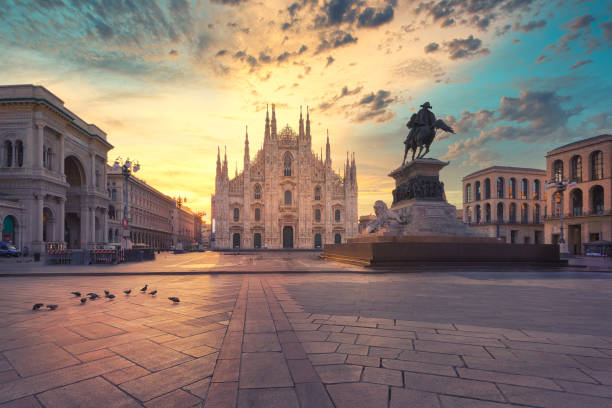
[403,115,455,164]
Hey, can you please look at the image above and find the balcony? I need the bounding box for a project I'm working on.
[543,209,610,220]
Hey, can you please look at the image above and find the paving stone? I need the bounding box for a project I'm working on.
[414,340,490,358]
[0,371,19,384]
[398,349,464,366]
[0,360,10,373]
[296,331,330,342]
[521,330,612,348]
[337,343,369,355]
[457,367,561,390]
[183,377,210,399]
[363,366,403,386]
[120,353,217,401]
[327,382,389,408]
[308,353,347,365]
[39,327,87,346]
[369,347,402,358]
[204,382,238,408]
[383,358,456,376]
[328,332,358,344]
[583,369,612,385]
[183,344,218,357]
[417,333,504,348]
[4,343,79,377]
[438,395,514,407]
[390,387,440,408]
[402,371,505,402]
[573,355,612,371]
[163,329,226,351]
[282,342,307,359]
[356,335,413,349]
[146,320,215,338]
[347,355,380,367]
[103,365,150,385]
[68,322,126,340]
[0,396,42,408]
[498,383,612,408]
[277,331,299,344]
[287,359,319,383]
[395,320,455,330]
[63,329,166,355]
[240,352,293,388]
[110,339,192,371]
[295,382,334,408]
[238,387,299,408]
[144,389,202,408]
[319,325,344,333]
[343,326,416,339]
[37,376,141,408]
[315,364,362,383]
[291,323,320,331]
[243,333,281,352]
[212,358,239,382]
[76,348,116,362]
[302,342,339,353]
[150,334,181,344]
[555,379,612,398]
[502,340,608,357]
[245,319,276,333]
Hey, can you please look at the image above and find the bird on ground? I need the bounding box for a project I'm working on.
[32,303,43,310]
[104,290,110,296]
[168,297,180,303]
[87,293,99,300]
[80,298,87,304]
[71,291,81,297]
[140,285,148,292]
[124,289,131,295]
[46,304,58,310]
[149,290,157,296]
[107,294,115,299]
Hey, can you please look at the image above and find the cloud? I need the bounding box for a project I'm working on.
[210,0,248,5]
[326,56,335,67]
[353,90,396,123]
[424,42,439,53]
[565,14,595,31]
[357,5,394,28]
[569,59,592,70]
[513,19,546,32]
[168,49,179,57]
[315,30,358,54]
[443,35,490,60]
[318,85,362,111]
[600,21,612,41]
[216,50,228,57]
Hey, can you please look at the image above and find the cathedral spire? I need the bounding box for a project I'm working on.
[223,146,228,179]
[244,125,250,164]
[325,130,331,167]
[216,146,221,181]
[299,106,304,139]
[271,104,277,139]
[265,104,270,140]
[351,152,357,186]
[306,106,311,139]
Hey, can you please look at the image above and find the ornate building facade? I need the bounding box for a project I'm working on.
[211,105,358,249]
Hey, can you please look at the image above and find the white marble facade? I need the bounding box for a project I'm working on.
[211,105,358,249]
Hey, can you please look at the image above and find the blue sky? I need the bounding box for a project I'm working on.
[1,0,610,217]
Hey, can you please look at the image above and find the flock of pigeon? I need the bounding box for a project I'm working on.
[32,284,181,311]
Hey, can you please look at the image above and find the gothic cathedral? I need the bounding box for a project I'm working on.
[211,105,358,249]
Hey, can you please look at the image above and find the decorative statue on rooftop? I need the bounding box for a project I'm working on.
[403,102,455,165]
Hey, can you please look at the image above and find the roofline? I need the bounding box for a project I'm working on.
[462,166,545,181]
[546,134,612,156]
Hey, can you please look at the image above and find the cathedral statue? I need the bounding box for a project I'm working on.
[403,102,455,164]
[366,200,405,233]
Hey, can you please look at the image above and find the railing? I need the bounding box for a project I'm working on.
[543,209,610,220]
[467,220,544,226]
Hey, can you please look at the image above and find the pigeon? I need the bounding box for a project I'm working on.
[46,304,58,310]
[87,293,99,300]
[71,291,81,297]
[80,298,87,304]
[168,297,180,303]
[107,294,115,299]
[149,290,157,296]
[104,290,110,296]
[32,303,44,310]
[124,289,131,295]
[140,284,148,292]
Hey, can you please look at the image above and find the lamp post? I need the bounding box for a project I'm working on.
[112,157,140,249]
[547,179,576,257]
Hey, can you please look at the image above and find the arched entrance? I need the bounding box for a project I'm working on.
[334,233,341,244]
[314,233,322,249]
[65,213,80,249]
[232,233,241,248]
[2,216,17,244]
[42,207,54,242]
[283,226,293,248]
[64,156,87,248]
[253,233,262,249]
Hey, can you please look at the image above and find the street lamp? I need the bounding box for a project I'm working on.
[113,157,140,249]
[547,179,576,257]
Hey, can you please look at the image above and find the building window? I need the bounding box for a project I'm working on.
[485,203,491,223]
[283,153,292,176]
[4,141,12,167]
[465,206,472,223]
[533,180,540,200]
[570,155,582,182]
[496,177,504,198]
[108,206,116,220]
[509,178,516,199]
[475,181,481,201]
[254,184,262,200]
[553,192,562,216]
[16,141,23,167]
[591,151,603,180]
[254,208,261,221]
[314,186,321,201]
[314,233,322,248]
[553,160,563,182]
[334,233,341,244]
[521,203,529,223]
[497,202,504,223]
[509,203,517,222]
[233,208,239,221]
[484,179,491,200]
[314,208,321,222]
[591,185,604,214]
[521,178,528,199]
[46,148,53,170]
[254,233,262,248]
[510,230,518,244]
[284,190,292,205]
[533,204,541,224]
[570,189,583,216]
[112,189,117,201]
[475,205,481,224]
[465,184,472,203]
[334,209,341,222]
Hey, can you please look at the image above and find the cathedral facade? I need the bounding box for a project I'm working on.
[211,105,358,249]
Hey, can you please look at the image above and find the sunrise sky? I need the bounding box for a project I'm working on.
[1,0,610,220]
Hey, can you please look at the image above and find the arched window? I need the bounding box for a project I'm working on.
[15,141,23,167]
[254,208,261,221]
[553,160,564,182]
[283,153,292,176]
[570,156,582,182]
[484,179,491,200]
[314,186,321,201]
[521,203,529,223]
[533,204,541,224]
[485,203,491,223]
[284,190,292,205]
[496,177,504,198]
[334,209,341,222]
[475,181,481,201]
[475,205,481,223]
[497,202,504,223]
[509,203,517,222]
[570,189,583,216]
[591,185,604,214]
[4,141,12,167]
[591,151,603,180]
[233,208,240,221]
[254,184,262,200]
[521,178,528,200]
[314,208,321,222]
[533,180,540,200]
[334,233,341,244]
[465,184,472,203]
[509,178,516,199]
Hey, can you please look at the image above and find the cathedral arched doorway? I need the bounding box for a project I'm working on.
[65,213,80,249]
[232,233,241,249]
[254,233,262,249]
[314,233,322,249]
[283,226,293,248]
[64,156,86,248]
[334,233,342,244]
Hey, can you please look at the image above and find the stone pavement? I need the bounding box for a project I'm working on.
[1,272,612,407]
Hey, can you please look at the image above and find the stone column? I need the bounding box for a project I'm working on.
[25,124,34,168]
[80,205,88,248]
[90,153,96,190]
[103,207,108,243]
[58,198,65,246]
[36,124,44,169]
[90,207,96,244]
[58,134,65,176]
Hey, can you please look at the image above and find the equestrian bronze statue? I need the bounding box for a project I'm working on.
[403,102,455,164]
